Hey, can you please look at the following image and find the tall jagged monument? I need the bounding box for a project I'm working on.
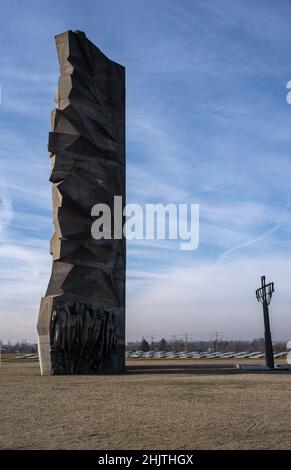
[37,31,125,375]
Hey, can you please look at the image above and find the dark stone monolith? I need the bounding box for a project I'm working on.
[37,30,125,374]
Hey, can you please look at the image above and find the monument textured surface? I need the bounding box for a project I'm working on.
[37,30,125,375]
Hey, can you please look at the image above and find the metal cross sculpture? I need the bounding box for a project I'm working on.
[256,276,275,369]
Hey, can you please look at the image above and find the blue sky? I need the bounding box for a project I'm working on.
[1,0,291,342]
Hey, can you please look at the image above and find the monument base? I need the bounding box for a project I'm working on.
[37,296,125,375]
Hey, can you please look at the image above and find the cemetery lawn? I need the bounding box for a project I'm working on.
[0,359,290,450]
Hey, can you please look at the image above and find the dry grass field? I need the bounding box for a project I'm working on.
[0,359,291,450]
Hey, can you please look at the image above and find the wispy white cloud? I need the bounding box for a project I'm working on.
[127,254,291,341]
[0,239,50,342]
[0,194,13,233]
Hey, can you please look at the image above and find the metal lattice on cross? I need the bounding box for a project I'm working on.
[256,276,274,306]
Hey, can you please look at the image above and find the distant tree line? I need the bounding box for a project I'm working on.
[1,341,37,353]
[128,337,287,353]
[1,337,287,354]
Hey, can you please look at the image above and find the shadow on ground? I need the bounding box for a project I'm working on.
[126,362,291,375]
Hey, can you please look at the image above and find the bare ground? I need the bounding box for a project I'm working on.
[0,360,291,450]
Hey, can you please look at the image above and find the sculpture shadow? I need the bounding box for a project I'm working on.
[125,363,240,375]
[125,362,291,376]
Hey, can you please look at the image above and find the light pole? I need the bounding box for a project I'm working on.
[210,331,224,353]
